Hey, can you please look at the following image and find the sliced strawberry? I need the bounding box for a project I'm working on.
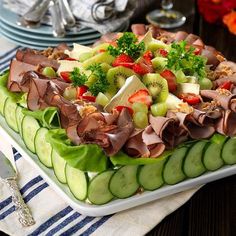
[143,50,153,62]
[76,85,88,98]
[60,71,71,82]
[128,89,152,106]
[132,63,150,75]
[81,95,96,102]
[159,49,168,57]
[219,81,232,90]
[160,69,177,92]
[112,54,134,68]
[179,93,201,105]
[115,106,134,116]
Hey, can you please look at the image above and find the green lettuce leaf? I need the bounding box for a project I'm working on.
[23,107,60,129]
[110,150,173,166]
[46,129,109,172]
[0,72,24,115]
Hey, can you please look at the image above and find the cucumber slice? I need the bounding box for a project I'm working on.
[35,128,53,168]
[65,164,88,201]
[4,98,18,132]
[138,158,167,190]
[51,149,67,184]
[203,143,225,171]
[222,137,236,165]
[0,89,8,116]
[109,165,139,199]
[163,147,188,185]
[183,141,207,178]
[15,106,25,137]
[22,115,40,153]
[88,170,115,205]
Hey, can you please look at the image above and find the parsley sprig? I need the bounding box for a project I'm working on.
[70,68,88,87]
[166,41,207,80]
[87,64,109,96]
[107,32,145,59]
[69,64,109,96]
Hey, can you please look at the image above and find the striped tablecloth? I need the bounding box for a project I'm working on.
[0,37,199,236]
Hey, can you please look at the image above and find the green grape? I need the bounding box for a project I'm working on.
[95,92,109,107]
[63,87,77,100]
[132,102,148,114]
[42,67,56,78]
[174,70,187,83]
[133,112,148,129]
[151,103,167,117]
[199,78,213,90]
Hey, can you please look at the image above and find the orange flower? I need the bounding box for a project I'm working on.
[223,11,236,35]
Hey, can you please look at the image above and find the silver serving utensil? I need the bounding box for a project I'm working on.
[58,0,76,28]
[49,0,66,38]
[23,0,51,23]
[17,17,41,29]
[0,151,35,227]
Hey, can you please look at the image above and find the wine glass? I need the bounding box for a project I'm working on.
[146,0,186,29]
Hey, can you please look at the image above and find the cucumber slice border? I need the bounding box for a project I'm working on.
[163,146,188,185]
[88,170,115,205]
[221,137,236,165]
[109,165,139,199]
[138,157,168,191]
[35,127,53,168]
[3,98,19,132]
[65,164,88,201]
[51,149,67,184]
[22,115,41,153]
[183,141,208,178]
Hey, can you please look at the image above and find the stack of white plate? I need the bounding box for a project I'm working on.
[0,4,129,50]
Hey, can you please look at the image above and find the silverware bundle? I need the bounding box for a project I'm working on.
[17,0,76,38]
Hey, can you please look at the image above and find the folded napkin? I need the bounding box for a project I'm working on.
[3,0,135,34]
[0,38,200,236]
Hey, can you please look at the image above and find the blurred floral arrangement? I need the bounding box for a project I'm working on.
[198,0,236,35]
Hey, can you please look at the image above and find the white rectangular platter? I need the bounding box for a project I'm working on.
[0,114,236,217]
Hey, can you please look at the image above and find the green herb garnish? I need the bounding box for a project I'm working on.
[69,65,109,96]
[70,67,88,87]
[166,41,207,80]
[87,64,109,96]
[107,32,145,59]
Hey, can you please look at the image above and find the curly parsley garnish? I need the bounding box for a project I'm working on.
[70,64,109,96]
[166,41,207,80]
[107,32,145,59]
[70,67,88,87]
[87,64,109,96]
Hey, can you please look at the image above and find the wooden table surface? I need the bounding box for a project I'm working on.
[133,0,236,235]
[1,1,236,236]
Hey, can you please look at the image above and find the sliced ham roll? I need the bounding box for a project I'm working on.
[201,90,236,112]
[8,60,36,92]
[174,112,215,139]
[16,49,60,70]
[125,127,165,158]
[216,110,236,137]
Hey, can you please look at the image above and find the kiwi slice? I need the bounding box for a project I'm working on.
[82,52,115,69]
[100,63,112,72]
[84,63,112,87]
[142,73,169,102]
[151,57,167,72]
[106,66,136,95]
[91,43,110,53]
[147,41,170,52]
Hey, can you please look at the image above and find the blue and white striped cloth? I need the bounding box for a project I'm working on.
[0,37,199,236]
